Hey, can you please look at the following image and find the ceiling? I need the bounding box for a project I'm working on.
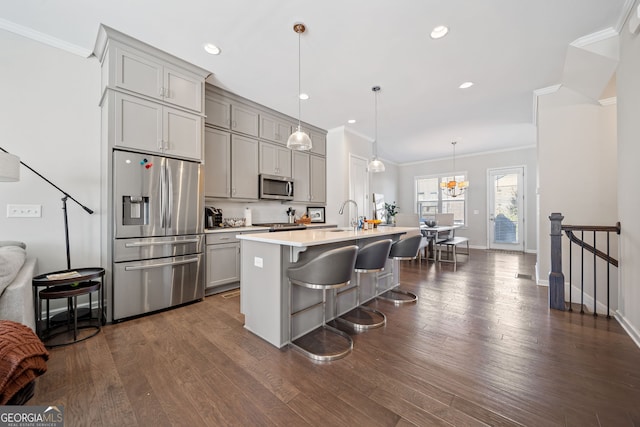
[0,0,630,163]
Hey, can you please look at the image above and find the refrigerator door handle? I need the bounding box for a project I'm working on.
[166,164,173,229]
[124,257,199,271]
[159,165,166,228]
[124,238,200,248]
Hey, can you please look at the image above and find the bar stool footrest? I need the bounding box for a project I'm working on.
[290,324,353,362]
[335,306,386,331]
[377,287,418,305]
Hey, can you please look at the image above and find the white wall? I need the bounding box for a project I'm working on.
[0,29,101,274]
[370,160,399,212]
[537,87,618,300]
[617,0,640,343]
[326,127,394,226]
[397,147,538,251]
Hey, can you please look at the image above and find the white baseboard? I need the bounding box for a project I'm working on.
[615,312,640,349]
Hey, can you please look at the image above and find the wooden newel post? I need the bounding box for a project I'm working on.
[549,213,565,310]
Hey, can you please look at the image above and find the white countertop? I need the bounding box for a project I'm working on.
[236,226,414,247]
[204,223,336,234]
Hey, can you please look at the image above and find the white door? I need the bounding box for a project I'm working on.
[349,154,369,222]
[488,167,524,251]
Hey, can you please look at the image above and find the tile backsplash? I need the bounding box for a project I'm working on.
[205,199,319,224]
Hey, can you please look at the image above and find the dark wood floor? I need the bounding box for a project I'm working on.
[31,250,640,426]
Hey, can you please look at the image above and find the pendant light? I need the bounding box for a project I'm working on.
[287,23,312,151]
[440,141,469,197]
[368,86,385,173]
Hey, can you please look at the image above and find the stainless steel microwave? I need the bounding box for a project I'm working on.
[259,174,294,200]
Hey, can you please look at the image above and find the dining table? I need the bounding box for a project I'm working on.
[420,224,460,260]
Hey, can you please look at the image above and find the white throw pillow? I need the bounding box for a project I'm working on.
[0,245,27,296]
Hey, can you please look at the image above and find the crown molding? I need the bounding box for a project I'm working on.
[400,144,537,167]
[599,97,617,106]
[0,18,92,57]
[570,27,619,48]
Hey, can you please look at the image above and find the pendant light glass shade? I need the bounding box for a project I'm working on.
[368,86,385,173]
[287,23,312,151]
[287,125,313,150]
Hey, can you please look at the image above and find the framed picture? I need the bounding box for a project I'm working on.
[307,207,325,223]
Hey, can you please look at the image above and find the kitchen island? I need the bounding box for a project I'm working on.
[237,227,414,348]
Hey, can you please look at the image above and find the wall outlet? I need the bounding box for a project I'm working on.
[254,257,263,268]
[7,204,42,218]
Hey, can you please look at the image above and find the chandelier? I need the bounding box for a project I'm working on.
[440,141,469,197]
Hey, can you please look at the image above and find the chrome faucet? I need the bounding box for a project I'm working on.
[338,199,358,216]
[339,199,360,230]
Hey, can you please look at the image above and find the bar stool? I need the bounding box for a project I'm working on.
[378,234,420,305]
[288,245,358,362]
[336,239,392,331]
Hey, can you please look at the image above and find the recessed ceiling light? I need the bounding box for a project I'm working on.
[430,25,449,39]
[459,81,474,89]
[348,119,356,124]
[203,43,221,55]
[299,93,309,100]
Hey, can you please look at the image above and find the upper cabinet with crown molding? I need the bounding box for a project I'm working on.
[94,24,210,161]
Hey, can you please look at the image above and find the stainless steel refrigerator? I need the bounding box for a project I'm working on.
[112,150,204,321]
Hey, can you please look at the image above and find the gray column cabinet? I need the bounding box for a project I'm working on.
[111,44,203,113]
[259,141,292,177]
[204,127,231,198]
[231,135,259,199]
[95,25,208,161]
[292,151,326,204]
[110,91,203,161]
[260,113,292,145]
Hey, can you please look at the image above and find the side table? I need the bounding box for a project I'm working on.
[32,267,105,347]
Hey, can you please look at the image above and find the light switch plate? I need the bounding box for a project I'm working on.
[7,204,42,218]
[254,257,263,268]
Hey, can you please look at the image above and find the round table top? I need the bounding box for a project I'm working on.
[33,267,105,286]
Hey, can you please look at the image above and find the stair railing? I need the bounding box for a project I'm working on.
[548,213,620,317]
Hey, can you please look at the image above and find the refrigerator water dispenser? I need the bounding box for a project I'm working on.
[122,196,149,225]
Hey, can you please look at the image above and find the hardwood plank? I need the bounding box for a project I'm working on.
[27,250,640,427]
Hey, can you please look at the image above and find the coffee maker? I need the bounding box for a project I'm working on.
[204,207,222,229]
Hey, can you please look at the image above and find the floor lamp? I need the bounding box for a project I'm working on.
[0,146,93,270]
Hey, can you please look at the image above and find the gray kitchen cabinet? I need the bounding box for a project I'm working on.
[111,43,203,113]
[292,151,326,204]
[204,96,231,129]
[204,129,258,199]
[231,135,259,199]
[204,127,231,198]
[205,232,240,294]
[111,91,202,161]
[260,113,292,145]
[259,141,292,177]
[310,155,326,203]
[205,96,259,137]
[309,130,327,156]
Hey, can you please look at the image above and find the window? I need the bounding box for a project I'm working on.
[415,174,467,225]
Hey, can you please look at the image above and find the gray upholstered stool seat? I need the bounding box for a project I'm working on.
[336,239,391,331]
[377,234,420,305]
[288,245,358,362]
